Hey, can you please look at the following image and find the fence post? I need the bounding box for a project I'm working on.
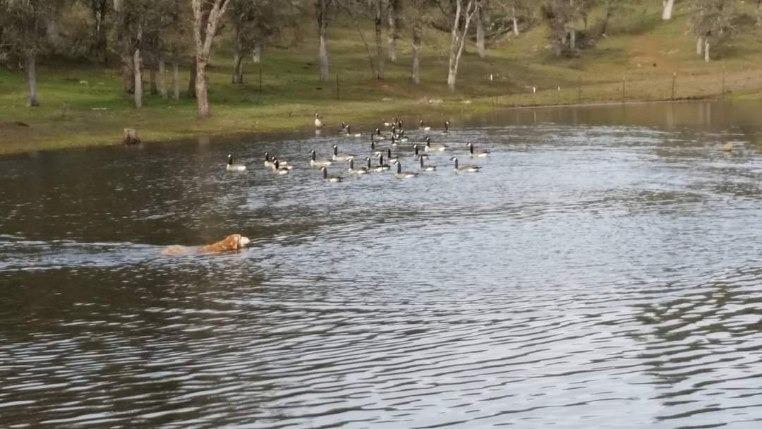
[671,72,676,100]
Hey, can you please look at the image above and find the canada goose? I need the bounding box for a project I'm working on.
[374,154,391,172]
[370,139,388,156]
[345,125,362,138]
[424,136,448,152]
[371,127,386,141]
[320,166,343,183]
[226,154,246,172]
[450,157,480,173]
[332,145,355,161]
[393,160,419,179]
[413,144,430,160]
[348,158,369,175]
[269,154,293,170]
[314,113,323,129]
[263,152,275,168]
[419,155,436,172]
[339,121,348,133]
[272,159,290,175]
[444,120,451,133]
[310,149,332,168]
[467,142,490,158]
[418,120,431,131]
[385,148,400,164]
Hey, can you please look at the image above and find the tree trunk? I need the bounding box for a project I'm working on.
[133,48,142,108]
[232,52,244,84]
[172,62,180,100]
[316,0,330,82]
[149,65,158,95]
[512,5,519,36]
[158,58,167,99]
[696,36,704,56]
[447,0,477,92]
[121,53,134,94]
[188,60,197,98]
[476,2,486,58]
[601,6,612,35]
[569,28,576,51]
[191,0,231,118]
[387,0,399,62]
[252,40,262,64]
[232,28,243,84]
[196,58,209,117]
[93,2,108,64]
[412,20,422,84]
[662,0,675,20]
[374,0,385,79]
[704,38,711,63]
[25,52,39,107]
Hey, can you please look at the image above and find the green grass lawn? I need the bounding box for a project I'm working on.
[2,3,762,154]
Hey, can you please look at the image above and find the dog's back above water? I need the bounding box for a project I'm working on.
[162,234,251,256]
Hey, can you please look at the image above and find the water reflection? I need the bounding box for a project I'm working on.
[0,101,761,427]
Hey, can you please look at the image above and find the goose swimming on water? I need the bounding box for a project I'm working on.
[272,159,290,175]
[374,154,391,172]
[226,154,246,172]
[450,157,480,173]
[419,156,436,172]
[393,160,419,179]
[467,142,490,158]
[320,166,343,183]
[332,145,355,161]
[424,136,448,152]
[348,158,369,175]
[310,149,332,168]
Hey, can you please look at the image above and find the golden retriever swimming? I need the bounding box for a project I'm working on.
[162,234,251,256]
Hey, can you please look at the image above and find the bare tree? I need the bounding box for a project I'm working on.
[387,0,400,61]
[191,0,231,117]
[475,0,486,58]
[374,0,385,79]
[446,0,478,92]
[230,0,280,84]
[0,0,57,107]
[342,0,386,79]
[315,0,332,82]
[541,0,589,57]
[88,0,110,64]
[662,0,675,20]
[691,0,737,62]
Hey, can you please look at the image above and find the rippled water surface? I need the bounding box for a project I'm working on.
[1,102,762,427]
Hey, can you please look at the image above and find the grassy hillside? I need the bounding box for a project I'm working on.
[2,2,762,154]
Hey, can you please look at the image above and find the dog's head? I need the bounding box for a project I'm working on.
[225,234,250,250]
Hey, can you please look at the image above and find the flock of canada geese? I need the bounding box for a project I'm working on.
[225,113,490,182]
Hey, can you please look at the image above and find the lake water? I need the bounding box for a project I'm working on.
[1,101,761,427]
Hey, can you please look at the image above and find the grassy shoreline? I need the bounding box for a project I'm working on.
[3,3,762,155]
